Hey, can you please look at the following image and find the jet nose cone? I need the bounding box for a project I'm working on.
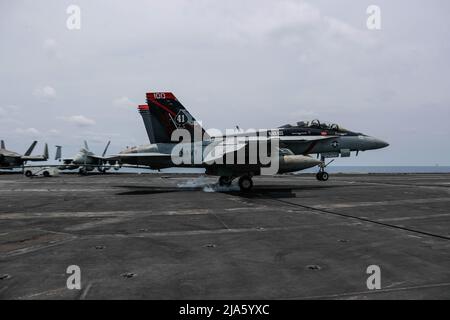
[359,136,389,151]
[374,138,389,149]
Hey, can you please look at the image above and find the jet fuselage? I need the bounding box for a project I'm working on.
[118,124,388,171]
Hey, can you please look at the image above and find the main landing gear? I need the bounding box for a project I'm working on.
[218,175,254,192]
[218,176,232,187]
[238,176,253,192]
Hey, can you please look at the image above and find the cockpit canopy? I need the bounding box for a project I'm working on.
[279,119,348,132]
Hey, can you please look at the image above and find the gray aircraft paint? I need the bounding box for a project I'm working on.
[56,141,111,172]
[113,93,388,179]
[0,140,48,168]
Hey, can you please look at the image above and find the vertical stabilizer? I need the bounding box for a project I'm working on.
[43,143,49,160]
[138,105,157,144]
[102,141,111,157]
[24,141,38,156]
[145,92,209,143]
[55,146,62,160]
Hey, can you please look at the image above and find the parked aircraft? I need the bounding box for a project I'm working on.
[55,141,114,174]
[0,140,48,169]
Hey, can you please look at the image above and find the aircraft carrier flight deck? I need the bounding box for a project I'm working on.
[1,173,449,299]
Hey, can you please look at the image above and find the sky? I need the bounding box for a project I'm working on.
[1,0,449,166]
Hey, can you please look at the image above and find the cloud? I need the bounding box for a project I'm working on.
[43,38,57,49]
[0,118,23,125]
[1,1,450,165]
[43,38,60,59]
[289,109,319,121]
[48,129,60,136]
[15,127,41,136]
[0,105,20,116]
[219,1,373,48]
[60,115,96,127]
[33,86,56,99]
[0,105,23,126]
[113,96,135,108]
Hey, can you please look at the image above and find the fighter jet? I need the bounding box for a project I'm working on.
[0,140,49,169]
[56,140,113,174]
[113,92,389,191]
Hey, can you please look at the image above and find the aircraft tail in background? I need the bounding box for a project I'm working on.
[55,145,62,160]
[21,143,48,161]
[102,141,111,157]
[42,143,49,160]
[24,141,38,156]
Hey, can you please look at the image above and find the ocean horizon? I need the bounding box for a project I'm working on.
[119,166,450,174]
[2,166,450,175]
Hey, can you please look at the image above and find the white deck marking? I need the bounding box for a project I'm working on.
[293,282,450,300]
[377,213,450,222]
[312,197,450,209]
[79,283,92,300]
[17,287,67,300]
[0,207,286,220]
[0,209,213,219]
[85,222,360,238]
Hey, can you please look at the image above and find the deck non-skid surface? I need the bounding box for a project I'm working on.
[0,173,449,299]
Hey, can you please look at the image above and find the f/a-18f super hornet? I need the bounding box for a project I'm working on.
[55,140,115,174]
[0,140,49,169]
[114,92,389,191]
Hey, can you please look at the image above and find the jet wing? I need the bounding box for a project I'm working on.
[87,155,107,160]
[107,153,172,168]
[203,140,247,164]
[203,135,335,163]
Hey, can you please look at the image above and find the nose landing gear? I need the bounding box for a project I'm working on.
[316,156,333,181]
[316,171,329,181]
